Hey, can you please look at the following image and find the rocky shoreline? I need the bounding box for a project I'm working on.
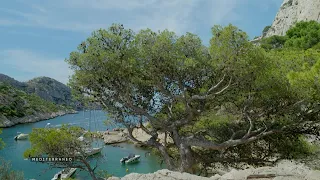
[89,127,172,146]
[0,110,78,128]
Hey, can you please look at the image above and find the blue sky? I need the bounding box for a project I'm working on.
[0,0,283,84]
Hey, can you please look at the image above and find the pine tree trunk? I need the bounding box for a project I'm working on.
[157,144,176,170]
[81,159,98,180]
[179,143,195,173]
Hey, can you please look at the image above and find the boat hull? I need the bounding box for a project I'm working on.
[120,155,141,164]
[14,134,29,140]
[75,147,103,157]
[85,147,103,156]
[52,168,77,180]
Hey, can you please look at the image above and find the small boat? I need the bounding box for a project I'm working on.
[85,147,103,156]
[76,147,103,156]
[120,153,141,164]
[78,136,84,141]
[51,168,77,180]
[78,131,88,141]
[45,123,53,128]
[14,133,29,140]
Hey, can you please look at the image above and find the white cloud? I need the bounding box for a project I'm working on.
[30,4,47,13]
[0,49,72,84]
[0,0,255,34]
[0,0,283,36]
[209,0,240,25]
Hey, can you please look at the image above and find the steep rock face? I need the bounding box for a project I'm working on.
[26,77,73,106]
[265,0,320,37]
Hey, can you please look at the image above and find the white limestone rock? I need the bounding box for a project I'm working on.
[107,161,320,180]
[265,0,320,37]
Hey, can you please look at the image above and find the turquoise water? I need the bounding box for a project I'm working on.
[0,111,165,180]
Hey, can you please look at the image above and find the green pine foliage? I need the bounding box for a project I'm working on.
[285,21,320,50]
[261,21,320,51]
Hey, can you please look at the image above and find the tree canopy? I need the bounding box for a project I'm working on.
[66,23,320,173]
[285,21,320,49]
[261,21,320,51]
[24,125,102,180]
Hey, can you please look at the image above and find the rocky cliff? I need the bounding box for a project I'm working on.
[265,0,320,37]
[26,76,73,106]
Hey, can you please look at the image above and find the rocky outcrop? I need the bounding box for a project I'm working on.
[211,160,320,180]
[102,127,173,145]
[0,110,77,128]
[26,77,74,107]
[108,169,211,180]
[103,131,128,144]
[107,160,320,180]
[123,128,173,145]
[265,0,320,37]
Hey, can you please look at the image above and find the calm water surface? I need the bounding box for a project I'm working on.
[0,111,165,180]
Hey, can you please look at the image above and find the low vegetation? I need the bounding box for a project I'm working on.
[0,158,24,180]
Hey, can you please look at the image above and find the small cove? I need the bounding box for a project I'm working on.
[0,111,165,179]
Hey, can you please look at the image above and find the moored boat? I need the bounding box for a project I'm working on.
[75,147,103,156]
[85,147,103,156]
[45,123,53,128]
[51,168,77,180]
[14,133,29,140]
[120,153,140,164]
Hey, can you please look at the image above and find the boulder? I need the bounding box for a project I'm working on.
[116,169,212,180]
[103,132,128,144]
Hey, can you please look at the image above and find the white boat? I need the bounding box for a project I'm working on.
[78,136,84,141]
[78,131,88,142]
[85,147,103,156]
[45,123,53,128]
[120,153,141,164]
[76,147,103,156]
[51,168,77,180]
[14,133,29,140]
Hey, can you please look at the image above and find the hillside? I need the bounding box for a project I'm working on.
[264,0,320,37]
[26,76,73,106]
[0,74,79,108]
[0,82,76,127]
[0,74,80,127]
[0,74,28,91]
